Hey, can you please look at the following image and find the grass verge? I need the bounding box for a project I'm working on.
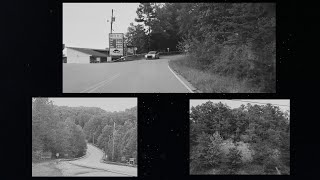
[32,160,63,176]
[168,55,260,93]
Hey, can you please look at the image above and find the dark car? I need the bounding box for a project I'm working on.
[145,51,160,60]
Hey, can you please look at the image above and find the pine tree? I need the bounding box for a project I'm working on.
[225,147,242,174]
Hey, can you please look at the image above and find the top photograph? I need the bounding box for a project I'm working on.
[63,3,276,93]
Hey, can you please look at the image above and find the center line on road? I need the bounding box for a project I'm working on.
[81,73,121,93]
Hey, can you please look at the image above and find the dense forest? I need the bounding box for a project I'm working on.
[190,102,289,175]
[32,98,137,164]
[126,3,275,92]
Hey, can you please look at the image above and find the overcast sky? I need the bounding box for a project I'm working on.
[190,99,290,112]
[63,3,140,49]
[50,98,137,112]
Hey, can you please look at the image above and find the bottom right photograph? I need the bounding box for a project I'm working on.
[189,99,290,175]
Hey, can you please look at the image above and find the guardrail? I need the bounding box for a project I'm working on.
[91,143,137,167]
[101,159,137,168]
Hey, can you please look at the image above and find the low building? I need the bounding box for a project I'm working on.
[126,45,136,56]
[65,47,110,63]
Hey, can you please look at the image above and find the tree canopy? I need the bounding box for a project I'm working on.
[190,102,289,174]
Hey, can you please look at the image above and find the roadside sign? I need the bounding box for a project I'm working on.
[109,33,124,56]
[134,47,137,51]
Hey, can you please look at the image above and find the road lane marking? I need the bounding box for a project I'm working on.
[80,73,121,93]
[167,65,194,93]
[87,73,121,93]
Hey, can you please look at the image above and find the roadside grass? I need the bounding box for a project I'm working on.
[32,160,63,176]
[168,55,260,93]
[190,164,271,175]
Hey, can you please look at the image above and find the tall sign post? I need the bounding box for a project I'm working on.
[111,9,113,34]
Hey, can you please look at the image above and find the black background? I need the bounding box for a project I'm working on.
[3,0,315,179]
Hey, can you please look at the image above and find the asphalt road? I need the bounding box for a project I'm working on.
[63,56,192,93]
[57,144,137,176]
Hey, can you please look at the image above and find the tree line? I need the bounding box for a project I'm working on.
[190,101,289,174]
[126,3,275,92]
[32,98,137,164]
[32,98,87,160]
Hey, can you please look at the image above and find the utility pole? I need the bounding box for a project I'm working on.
[112,121,115,161]
[111,9,113,34]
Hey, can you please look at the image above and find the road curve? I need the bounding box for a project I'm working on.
[57,144,137,176]
[63,57,192,93]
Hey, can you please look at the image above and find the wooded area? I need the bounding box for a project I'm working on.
[126,3,275,92]
[32,98,137,164]
[190,102,289,175]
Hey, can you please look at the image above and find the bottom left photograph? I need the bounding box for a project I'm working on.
[32,97,137,177]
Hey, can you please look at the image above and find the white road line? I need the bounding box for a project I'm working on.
[81,73,121,93]
[167,65,194,93]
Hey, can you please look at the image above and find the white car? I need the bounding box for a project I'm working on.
[145,51,160,60]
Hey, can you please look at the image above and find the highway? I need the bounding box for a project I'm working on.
[57,144,137,176]
[63,55,193,93]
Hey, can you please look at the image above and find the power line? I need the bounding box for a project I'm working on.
[226,99,290,107]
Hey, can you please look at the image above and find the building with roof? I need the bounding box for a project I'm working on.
[65,47,110,63]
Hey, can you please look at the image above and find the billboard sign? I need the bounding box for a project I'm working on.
[109,33,124,56]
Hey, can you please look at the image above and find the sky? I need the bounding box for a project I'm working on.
[50,98,137,112]
[190,99,290,112]
[63,3,140,50]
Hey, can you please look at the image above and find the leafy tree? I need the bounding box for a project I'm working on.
[190,101,289,174]
[224,147,242,174]
[206,132,224,167]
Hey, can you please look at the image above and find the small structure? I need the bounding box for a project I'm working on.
[126,45,136,56]
[41,151,52,160]
[129,158,135,165]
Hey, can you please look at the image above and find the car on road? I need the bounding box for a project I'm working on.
[145,51,160,60]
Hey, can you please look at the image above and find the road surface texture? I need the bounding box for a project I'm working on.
[63,56,193,93]
[57,144,137,176]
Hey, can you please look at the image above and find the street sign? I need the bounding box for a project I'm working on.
[109,33,124,56]
[134,47,137,51]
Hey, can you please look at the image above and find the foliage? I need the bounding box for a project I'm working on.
[224,147,242,174]
[32,98,87,159]
[190,102,289,174]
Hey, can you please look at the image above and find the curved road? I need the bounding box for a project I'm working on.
[63,56,192,93]
[57,144,137,176]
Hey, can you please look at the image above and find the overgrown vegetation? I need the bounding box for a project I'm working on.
[126,3,275,92]
[169,55,257,93]
[32,98,137,164]
[190,102,290,175]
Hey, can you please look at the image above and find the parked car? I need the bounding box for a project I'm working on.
[145,51,160,60]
